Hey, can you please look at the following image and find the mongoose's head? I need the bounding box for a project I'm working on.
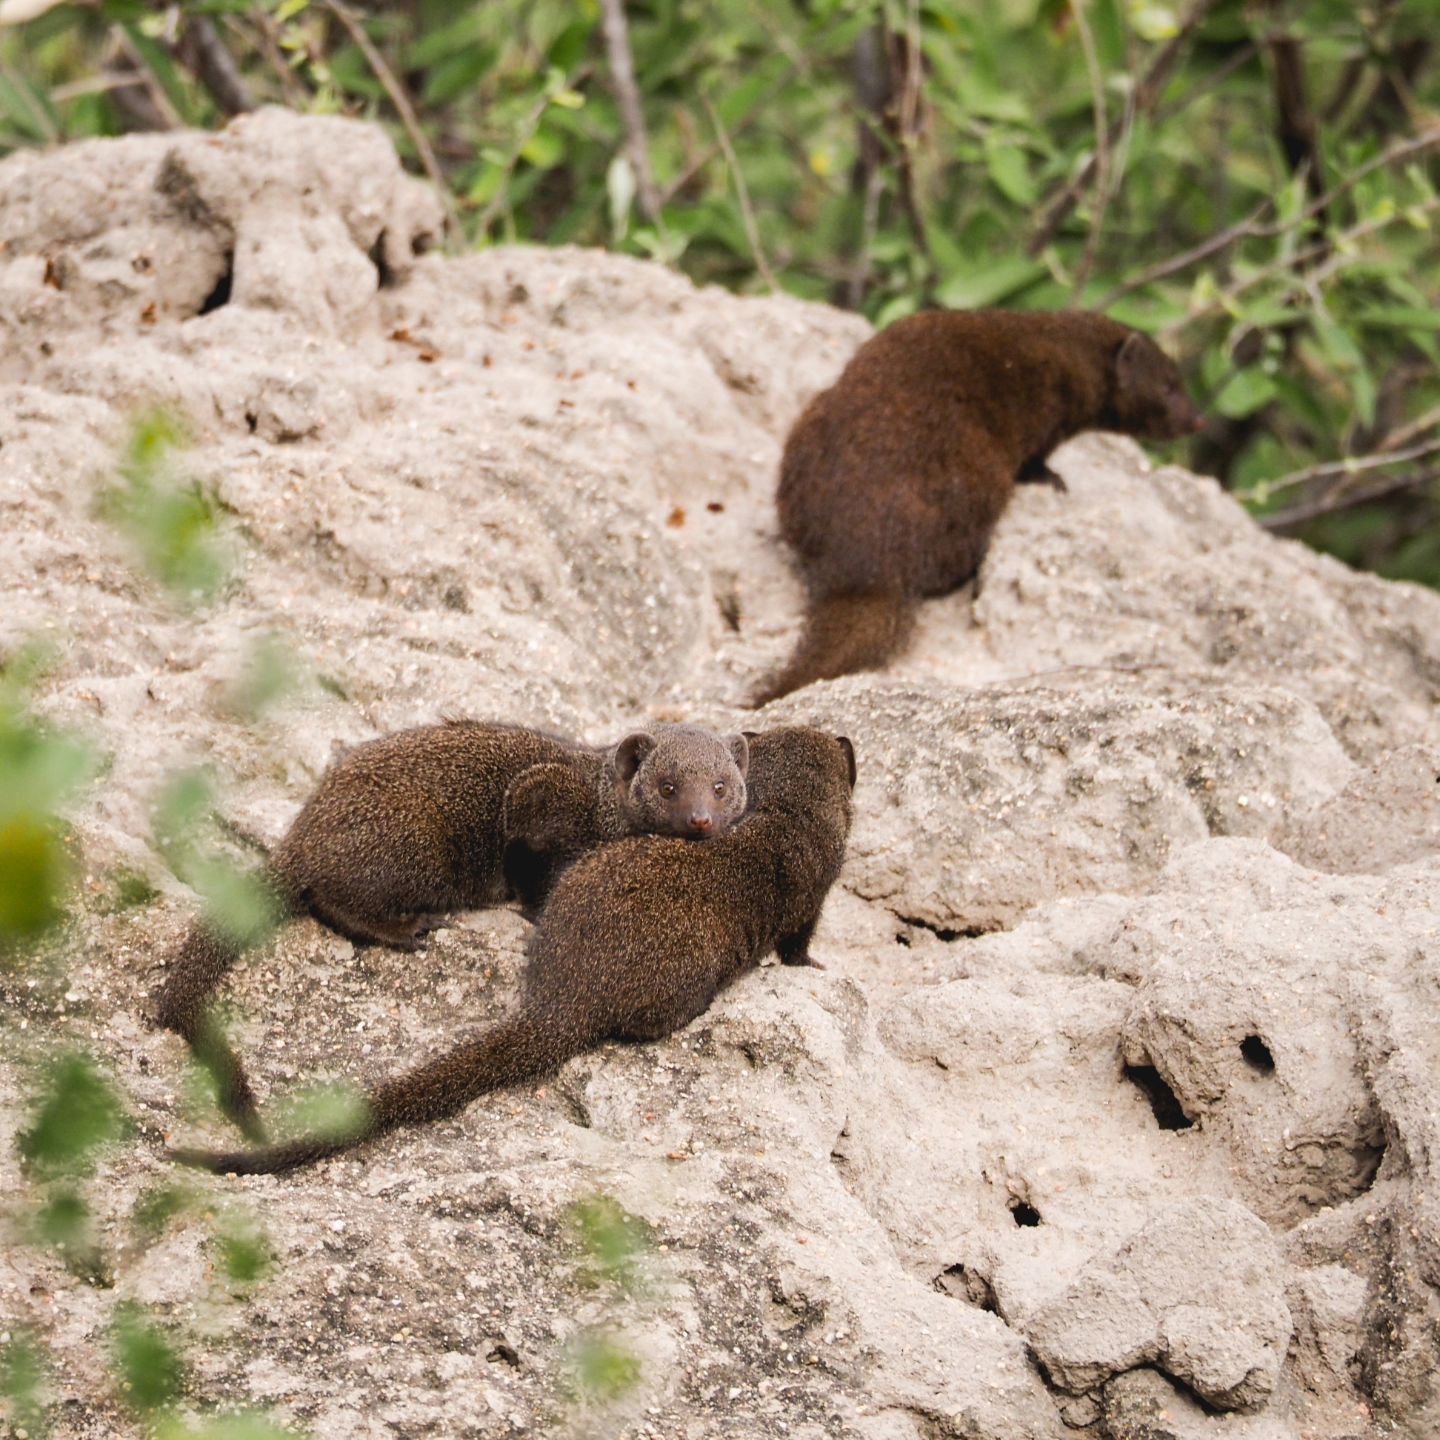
[612,725,749,839]
[1110,332,1203,441]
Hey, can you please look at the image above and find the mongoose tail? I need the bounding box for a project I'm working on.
[751,590,914,707]
[152,899,296,1143]
[171,1009,572,1176]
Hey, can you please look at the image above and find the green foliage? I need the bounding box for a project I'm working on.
[152,768,283,948]
[4,0,1435,578]
[222,633,301,724]
[0,1328,48,1439]
[96,410,230,605]
[131,1182,196,1243]
[563,1331,643,1404]
[17,1051,128,1177]
[0,643,98,957]
[554,1192,651,1417]
[155,1415,307,1440]
[566,1193,651,1293]
[270,1079,368,1143]
[111,1304,185,1414]
[213,1209,274,1287]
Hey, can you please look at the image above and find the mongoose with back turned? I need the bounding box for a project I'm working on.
[152,719,749,1140]
[169,725,855,1176]
[752,309,1203,705]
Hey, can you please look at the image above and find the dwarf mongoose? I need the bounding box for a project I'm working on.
[170,725,855,1175]
[153,720,748,1139]
[752,309,1202,704]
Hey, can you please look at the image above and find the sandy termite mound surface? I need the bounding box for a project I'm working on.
[2,110,1438,1440]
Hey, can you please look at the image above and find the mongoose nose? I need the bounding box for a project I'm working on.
[688,813,712,833]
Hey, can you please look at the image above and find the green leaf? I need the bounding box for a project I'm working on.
[607,154,636,240]
[935,254,1047,309]
[0,1329,47,1439]
[272,1081,368,1143]
[984,137,1036,205]
[1213,367,1279,419]
[36,1185,90,1248]
[565,1332,642,1403]
[1357,305,1440,332]
[18,1052,128,1177]
[567,1194,650,1292]
[520,124,565,170]
[132,1183,194,1242]
[0,814,72,944]
[213,1211,272,1286]
[111,1305,183,1415]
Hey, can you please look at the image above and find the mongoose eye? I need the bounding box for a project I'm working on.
[660,782,676,798]
[713,782,726,797]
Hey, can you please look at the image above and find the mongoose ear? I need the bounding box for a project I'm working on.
[727,732,750,778]
[835,735,857,789]
[1115,331,1159,391]
[613,731,656,785]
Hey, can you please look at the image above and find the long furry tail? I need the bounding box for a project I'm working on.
[152,868,296,1143]
[170,1009,573,1176]
[750,591,915,707]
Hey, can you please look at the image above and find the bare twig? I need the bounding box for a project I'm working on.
[109,24,184,130]
[1160,192,1440,337]
[474,68,594,237]
[658,66,795,206]
[0,58,58,140]
[598,0,661,225]
[1095,201,1272,307]
[1066,0,1111,302]
[892,0,934,277]
[323,0,459,243]
[1259,464,1440,531]
[1378,401,1440,454]
[1099,124,1440,308]
[1254,436,1440,501]
[177,15,253,117]
[236,9,310,110]
[703,94,776,291]
[1028,0,1224,256]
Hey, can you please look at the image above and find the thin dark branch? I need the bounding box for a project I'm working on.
[1066,0,1112,302]
[1099,124,1440,307]
[892,0,934,278]
[703,94,776,290]
[1028,0,1224,256]
[177,16,254,117]
[1161,192,1440,337]
[598,0,661,224]
[324,0,459,243]
[1256,437,1440,500]
[1259,464,1440,532]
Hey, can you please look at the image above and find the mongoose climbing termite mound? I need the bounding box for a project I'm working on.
[152,719,749,1140]
[752,309,1203,704]
[169,725,855,1176]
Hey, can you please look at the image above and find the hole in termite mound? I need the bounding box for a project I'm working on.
[198,253,233,314]
[933,1263,999,1312]
[1009,1199,1041,1227]
[1124,1063,1194,1131]
[1240,1034,1275,1073]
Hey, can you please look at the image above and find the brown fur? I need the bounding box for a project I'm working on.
[752,309,1201,704]
[169,726,855,1175]
[152,720,748,1140]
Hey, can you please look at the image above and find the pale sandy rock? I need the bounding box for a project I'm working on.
[2,116,1438,1440]
[1028,1198,1291,1409]
[1100,1367,1299,1439]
